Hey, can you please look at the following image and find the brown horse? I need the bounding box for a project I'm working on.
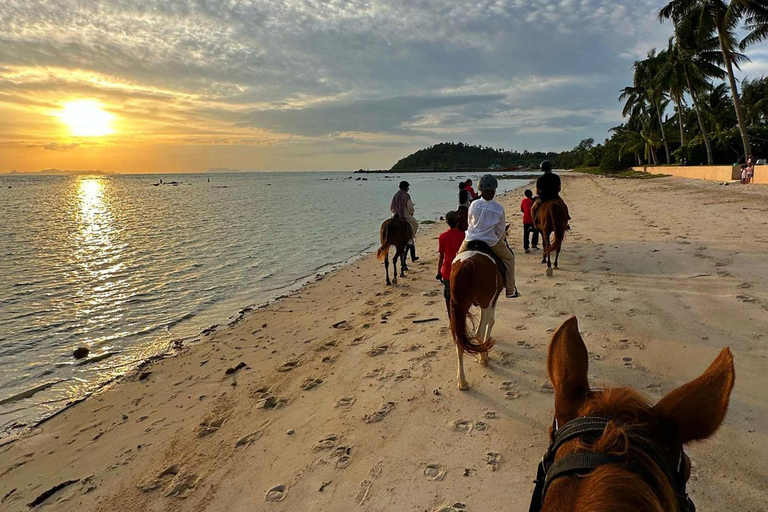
[449,250,504,390]
[538,200,568,277]
[532,316,734,512]
[376,217,410,285]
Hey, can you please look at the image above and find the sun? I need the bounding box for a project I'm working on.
[57,100,115,137]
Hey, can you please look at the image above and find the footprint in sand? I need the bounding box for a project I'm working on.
[486,452,502,471]
[364,368,384,378]
[424,464,446,481]
[254,393,286,410]
[265,485,287,502]
[322,354,338,363]
[235,420,271,449]
[197,416,226,438]
[314,434,339,450]
[368,345,389,357]
[335,396,356,408]
[276,360,300,372]
[484,411,499,419]
[452,419,473,432]
[334,446,353,468]
[363,402,396,423]
[300,378,323,390]
[356,480,373,506]
[499,381,521,399]
[737,295,758,303]
[393,328,409,335]
[433,503,467,512]
[394,369,411,382]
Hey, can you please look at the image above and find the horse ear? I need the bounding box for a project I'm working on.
[653,348,735,444]
[547,316,590,424]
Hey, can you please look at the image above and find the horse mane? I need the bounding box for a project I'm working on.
[548,388,679,512]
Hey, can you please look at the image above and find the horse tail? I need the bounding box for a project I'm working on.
[450,259,494,355]
[376,222,391,260]
[544,203,566,255]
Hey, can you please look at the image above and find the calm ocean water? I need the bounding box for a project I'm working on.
[0,171,527,432]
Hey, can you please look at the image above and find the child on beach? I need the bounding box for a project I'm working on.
[520,189,539,253]
[465,179,478,200]
[436,211,465,317]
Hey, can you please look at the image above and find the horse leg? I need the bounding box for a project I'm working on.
[384,252,391,285]
[400,248,407,277]
[476,306,494,366]
[475,307,490,359]
[392,250,398,284]
[546,245,553,277]
[541,232,548,264]
[456,345,468,390]
[554,246,560,269]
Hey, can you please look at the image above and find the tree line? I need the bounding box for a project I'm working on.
[557,0,768,171]
[390,142,559,171]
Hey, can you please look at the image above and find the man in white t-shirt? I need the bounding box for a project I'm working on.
[457,174,519,298]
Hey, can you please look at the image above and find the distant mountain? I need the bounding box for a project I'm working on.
[5,168,114,175]
[386,142,559,173]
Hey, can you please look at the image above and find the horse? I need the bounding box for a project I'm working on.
[376,217,411,285]
[449,250,504,390]
[530,316,735,512]
[537,200,568,277]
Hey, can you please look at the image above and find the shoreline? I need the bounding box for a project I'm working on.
[1,187,524,439]
[1,175,765,511]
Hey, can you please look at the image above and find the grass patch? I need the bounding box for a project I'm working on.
[573,167,668,179]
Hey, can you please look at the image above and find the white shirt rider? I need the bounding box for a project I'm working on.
[465,197,506,246]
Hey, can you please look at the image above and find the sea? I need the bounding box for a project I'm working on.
[0,171,529,433]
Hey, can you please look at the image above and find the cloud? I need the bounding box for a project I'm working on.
[0,0,760,171]
[26,142,80,151]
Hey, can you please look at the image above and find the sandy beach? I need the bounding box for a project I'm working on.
[1,173,767,512]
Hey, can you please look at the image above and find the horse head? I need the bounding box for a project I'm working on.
[537,316,734,512]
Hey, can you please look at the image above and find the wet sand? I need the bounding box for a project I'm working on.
[1,174,767,511]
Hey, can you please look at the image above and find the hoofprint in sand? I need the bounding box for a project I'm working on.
[1,174,767,511]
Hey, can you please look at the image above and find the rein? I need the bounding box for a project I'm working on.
[529,416,695,512]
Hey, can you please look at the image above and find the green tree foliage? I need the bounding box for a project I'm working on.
[389,142,558,172]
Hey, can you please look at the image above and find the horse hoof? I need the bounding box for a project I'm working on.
[458,382,469,391]
[392,277,398,284]
[386,280,391,286]
[477,354,489,366]
[546,267,554,277]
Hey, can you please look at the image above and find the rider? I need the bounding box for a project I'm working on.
[390,180,419,261]
[458,174,519,298]
[531,160,570,228]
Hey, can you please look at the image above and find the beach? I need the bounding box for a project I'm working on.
[1,173,767,511]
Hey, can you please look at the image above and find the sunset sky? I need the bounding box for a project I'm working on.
[2,0,767,173]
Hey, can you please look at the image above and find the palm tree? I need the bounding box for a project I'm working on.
[621,50,672,164]
[740,2,768,48]
[659,0,767,161]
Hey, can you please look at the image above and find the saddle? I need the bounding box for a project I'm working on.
[392,214,413,239]
[465,240,507,284]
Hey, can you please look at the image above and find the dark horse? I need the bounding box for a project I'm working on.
[376,218,411,285]
[538,200,568,277]
[531,316,734,512]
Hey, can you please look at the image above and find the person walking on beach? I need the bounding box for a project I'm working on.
[390,180,419,261]
[458,174,519,298]
[465,179,478,200]
[520,189,539,253]
[531,160,570,228]
[436,211,465,317]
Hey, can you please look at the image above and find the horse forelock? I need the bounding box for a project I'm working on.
[546,388,679,512]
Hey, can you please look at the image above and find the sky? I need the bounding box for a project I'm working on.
[1,0,767,173]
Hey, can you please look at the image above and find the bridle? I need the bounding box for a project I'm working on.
[529,416,696,512]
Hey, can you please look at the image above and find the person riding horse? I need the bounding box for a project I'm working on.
[531,160,570,229]
[458,174,519,298]
[390,180,419,261]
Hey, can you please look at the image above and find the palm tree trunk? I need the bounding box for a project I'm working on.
[685,70,714,165]
[656,104,671,164]
[676,95,686,147]
[718,29,751,161]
